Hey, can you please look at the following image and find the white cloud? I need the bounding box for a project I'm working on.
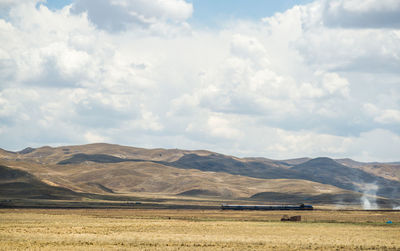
[339,0,400,13]
[295,4,400,73]
[321,72,349,97]
[230,34,270,66]
[364,103,400,125]
[71,0,193,33]
[0,0,399,161]
[322,0,400,28]
[207,115,241,139]
[133,105,164,132]
[0,0,41,9]
[113,0,193,21]
[351,129,400,161]
[84,131,108,143]
[375,110,400,124]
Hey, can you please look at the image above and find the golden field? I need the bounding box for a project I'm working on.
[0,209,399,250]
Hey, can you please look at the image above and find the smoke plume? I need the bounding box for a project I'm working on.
[360,183,379,210]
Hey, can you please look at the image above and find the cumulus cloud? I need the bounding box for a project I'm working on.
[0,0,42,12]
[322,0,400,29]
[84,131,109,143]
[292,2,400,73]
[71,0,193,33]
[0,0,399,161]
[364,103,400,125]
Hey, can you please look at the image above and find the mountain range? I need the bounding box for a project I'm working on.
[1,143,399,209]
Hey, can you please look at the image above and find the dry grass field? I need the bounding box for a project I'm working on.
[0,209,399,250]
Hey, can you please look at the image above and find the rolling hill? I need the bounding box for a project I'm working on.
[0,165,80,200]
[0,143,399,208]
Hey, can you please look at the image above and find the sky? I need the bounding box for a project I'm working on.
[0,0,399,162]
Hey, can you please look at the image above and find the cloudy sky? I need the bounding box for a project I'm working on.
[0,0,399,161]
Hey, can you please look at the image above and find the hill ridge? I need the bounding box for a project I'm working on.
[1,143,399,207]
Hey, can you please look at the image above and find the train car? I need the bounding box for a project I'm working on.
[221,203,313,210]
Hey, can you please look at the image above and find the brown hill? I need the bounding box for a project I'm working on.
[1,143,399,207]
[0,164,80,200]
[4,143,213,164]
[337,158,400,182]
[0,158,351,200]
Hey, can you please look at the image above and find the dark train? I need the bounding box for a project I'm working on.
[221,203,313,210]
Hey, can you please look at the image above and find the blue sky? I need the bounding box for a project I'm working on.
[186,0,314,26]
[1,0,400,161]
[46,0,314,26]
[45,0,72,9]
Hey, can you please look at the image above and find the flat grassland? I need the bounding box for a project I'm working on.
[0,209,399,250]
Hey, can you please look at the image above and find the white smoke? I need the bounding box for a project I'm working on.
[393,206,400,210]
[360,183,379,210]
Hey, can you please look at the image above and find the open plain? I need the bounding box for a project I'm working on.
[1,209,399,250]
